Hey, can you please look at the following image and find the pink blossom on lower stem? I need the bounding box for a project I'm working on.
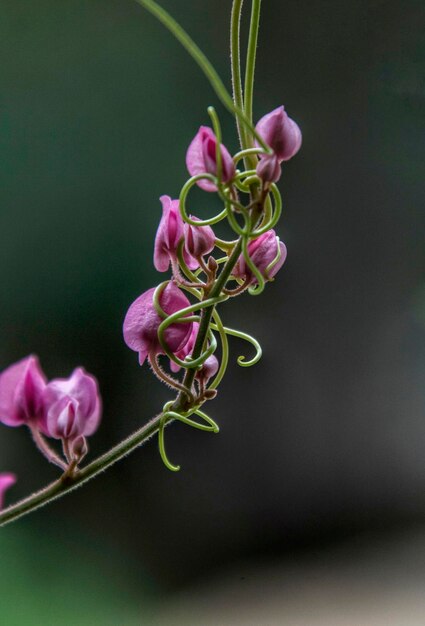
[0,355,46,428]
[232,229,287,285]
[40,368,102,441]
[154,195,197,272]
[186,126,235,192]
[0,473,16,511]
[123,282,193,366]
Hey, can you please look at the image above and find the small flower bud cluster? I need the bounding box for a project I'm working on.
[255,106,302,183]
[232,229,287,285]
[0,355,101,490]
[0,99,301,502]
[122,105,301,470]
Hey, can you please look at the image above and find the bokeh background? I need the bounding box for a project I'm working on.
[1,0,424,624]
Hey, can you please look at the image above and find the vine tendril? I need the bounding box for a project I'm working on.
[180,175,228,226]
[159,403,219,471]
[210,323,262,367]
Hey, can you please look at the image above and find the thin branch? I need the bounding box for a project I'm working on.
[0,413,164,526]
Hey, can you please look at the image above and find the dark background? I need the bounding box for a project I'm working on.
[0,0,424,623]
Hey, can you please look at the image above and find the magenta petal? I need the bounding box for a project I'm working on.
[183,249,200,271]
[154,196,185,272]
[169,360,181,373]
[169,322,199,372]
[186,127,218,192]
[0,355,46,427]
[184,217,215,259]
[0,473,16,510]
[197,354,219,384]
[186,126,235,192]
[123,287,160,356]
[154,246,172,273]
[255,106,302,162]
[138,349,148,366]
[281,116,302,161]
[123,283,193,364]
[268,241,287,279]
[220,145,236,183]
[43,367,102,439]
[256,153,282,183]
[232,229,287,285]
[47,396,77,439]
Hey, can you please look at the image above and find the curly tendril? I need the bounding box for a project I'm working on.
[179,175,229,226]
[158,402,219,472]
[210,323,262,367]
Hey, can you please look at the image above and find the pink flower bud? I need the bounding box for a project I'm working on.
[169,323,218,385]
[154,196,197,272]
[0,355,47,427]
[123,282,193,366]
[0,473,16,511]
[196,354,219,386]
[184,217,215,259]
[71,435,88,461]
[255,106,302,162]
[169,322,199,373]
[41,368,102,441]
[186,126,235,192]
[256,153,282,184]
[232,229,287,285]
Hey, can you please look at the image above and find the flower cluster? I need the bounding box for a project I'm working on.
[0,355,101,504]
[122,104,301,470]
[0,102,300,509]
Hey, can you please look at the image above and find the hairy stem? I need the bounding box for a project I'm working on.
[230,0,246,151]
[0,414,164,526]
[244,0,261,131]
[171,238,243,413]
[134,0,267,149]
[29,425,68,471]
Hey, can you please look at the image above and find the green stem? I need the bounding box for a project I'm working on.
[0,414,165,526]
[171,238,243,412]
[135,0,267,149]
[244,0,261,132]
[230,0,247,151]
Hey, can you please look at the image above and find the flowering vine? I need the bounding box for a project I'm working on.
[0,0,301,525]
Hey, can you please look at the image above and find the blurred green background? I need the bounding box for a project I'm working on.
[1,0,424,624]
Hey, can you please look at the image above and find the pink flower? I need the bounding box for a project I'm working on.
[123,282,193,366]
[196,354,219,386]
[186,126,235,192]
[0,355,47,428]
[0,473,16,511]
[184,217,215,259]
[169,322,199,373]
[256,153,282,183]
[154,195,197,272]
[232,229,287,285]
[40,368,102,441]
[169,323,218,385]
[255,106,301,181]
